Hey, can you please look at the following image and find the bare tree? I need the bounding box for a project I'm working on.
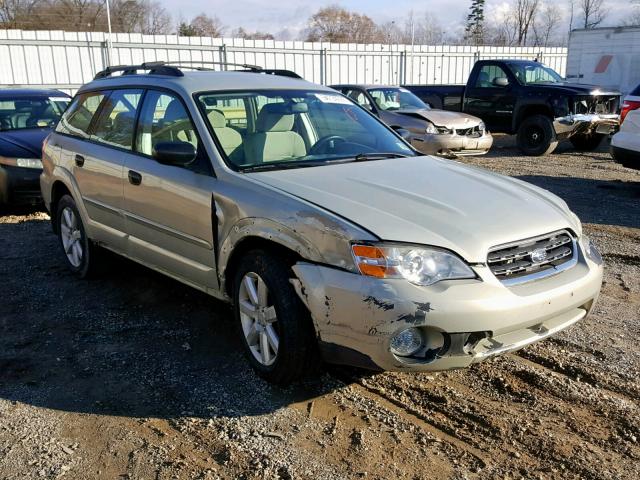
[179,13,224,37]
[533,3,562,46]
[579,0,607,29]
[513,0,540,45]
[0,0,39,26]
[232,27,275,40]
[305,6,382,43]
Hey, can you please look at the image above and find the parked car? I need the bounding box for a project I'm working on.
[41,62,604,384]
[611,109,640,169]
[404,60,620,156]
[619,83,640,125]
[0,88,70,206]
[330,84,493,157]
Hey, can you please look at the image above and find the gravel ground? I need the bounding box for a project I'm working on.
[1,136,639,480]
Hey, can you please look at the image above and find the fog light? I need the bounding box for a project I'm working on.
[582,236,603,265]
[390,327,423,356]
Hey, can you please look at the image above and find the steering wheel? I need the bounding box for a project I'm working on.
[309,135,347,155]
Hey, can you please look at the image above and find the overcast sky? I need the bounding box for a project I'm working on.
[167,0,638,40]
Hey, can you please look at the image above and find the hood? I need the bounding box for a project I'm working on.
[249,156,579,262]
[390,108,483,129]
[529,82,620,97]
[0,128,49,158]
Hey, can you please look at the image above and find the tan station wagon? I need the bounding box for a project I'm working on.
[41,62,604,384]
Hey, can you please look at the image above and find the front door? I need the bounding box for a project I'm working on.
[464,63,517,132]
[123,90,218,290]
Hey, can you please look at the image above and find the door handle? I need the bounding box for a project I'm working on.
[128,170,142,186]
[74,154,85,167]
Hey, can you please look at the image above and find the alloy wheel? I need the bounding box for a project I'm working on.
[60,206,83,268]
[238,272,279,366]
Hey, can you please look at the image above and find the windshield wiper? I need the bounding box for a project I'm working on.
[240,160,327,172]
[352,152,412,161]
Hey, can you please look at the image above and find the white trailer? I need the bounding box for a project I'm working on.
[566,26,640,96]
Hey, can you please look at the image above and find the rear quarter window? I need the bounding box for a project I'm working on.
[55,91,106,138]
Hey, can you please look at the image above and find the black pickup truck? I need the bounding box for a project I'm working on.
[404,59,620,156]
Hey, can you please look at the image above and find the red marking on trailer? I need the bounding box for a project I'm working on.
[594,55,612,74]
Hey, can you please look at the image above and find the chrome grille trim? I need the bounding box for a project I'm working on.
[487,230,578,286]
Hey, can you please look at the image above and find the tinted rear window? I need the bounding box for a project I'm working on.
[631,84,640,96]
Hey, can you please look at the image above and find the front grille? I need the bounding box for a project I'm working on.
[487,230,576,284]
[455,125,483,137]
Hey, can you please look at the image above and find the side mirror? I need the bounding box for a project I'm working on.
[493,77,510,88]
[153,141,196,166]
[395,128,412,141]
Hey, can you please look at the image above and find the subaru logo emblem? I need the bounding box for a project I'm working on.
[531,248,548,263]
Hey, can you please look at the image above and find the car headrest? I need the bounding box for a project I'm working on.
[163,100,187,123]
[207,109,227,129]
[256,103,297,132]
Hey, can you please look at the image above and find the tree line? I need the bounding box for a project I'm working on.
[0,0,635,46]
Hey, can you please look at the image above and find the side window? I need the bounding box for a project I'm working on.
[91,89,143,150]
[136,90,199,156]
[475,65,509,88]
[55,91,105,138]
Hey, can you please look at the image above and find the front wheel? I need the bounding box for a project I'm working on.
[233,250,320,384]
[570,132,605,151]
[516,115,558,156]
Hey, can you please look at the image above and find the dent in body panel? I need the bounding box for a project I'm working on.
[212,176,376,295]
[291,262,436,367]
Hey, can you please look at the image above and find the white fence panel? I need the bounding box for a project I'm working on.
[0,29,567,94]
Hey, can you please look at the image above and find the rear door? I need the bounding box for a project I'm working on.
[464,63,517,132]
[123,89,218,290]
[55,90,125,248]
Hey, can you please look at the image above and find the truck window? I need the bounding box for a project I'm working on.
[475,65,509,88]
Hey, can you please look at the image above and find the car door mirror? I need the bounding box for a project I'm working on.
[493,77,510,88]
[152,141,196,166]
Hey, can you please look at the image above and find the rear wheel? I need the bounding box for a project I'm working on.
[516,115,558,156]
[233,250,320,384]
[570,132,605,151]
[56,195,100,278]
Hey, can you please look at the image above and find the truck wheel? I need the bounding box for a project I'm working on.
[517,115,558,156]
[56,194,100,278]
[233,249,320,385]
[570,133,605,151]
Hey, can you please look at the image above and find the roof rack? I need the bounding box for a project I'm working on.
[93,61,302,80]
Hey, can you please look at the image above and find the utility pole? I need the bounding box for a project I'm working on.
[105,0,114,66]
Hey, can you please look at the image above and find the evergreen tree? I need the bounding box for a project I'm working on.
[465,0,486,46]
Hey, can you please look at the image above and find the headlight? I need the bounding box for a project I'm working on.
[0,156,42,169]
[581,236,603,265]
[352,244,476,286]
[425,122,438,134]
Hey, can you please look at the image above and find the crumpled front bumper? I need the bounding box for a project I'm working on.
[554,113,620,138]
[291,243,603,372]
[410,131,493,156]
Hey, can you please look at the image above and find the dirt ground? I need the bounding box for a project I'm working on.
[1,137,639,480]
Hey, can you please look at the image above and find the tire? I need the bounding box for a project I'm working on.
[56,194,100,278]
[233,249,320,385]
[610,145,640,170]
[570,132,605,151]
[516,115,558,156]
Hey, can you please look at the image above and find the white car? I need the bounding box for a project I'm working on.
[611,108,640,170]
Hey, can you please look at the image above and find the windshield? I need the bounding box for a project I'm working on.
[0,96,69,131]
[367,87,428,111]
[197,89,414,171]
[506,62,563,85]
